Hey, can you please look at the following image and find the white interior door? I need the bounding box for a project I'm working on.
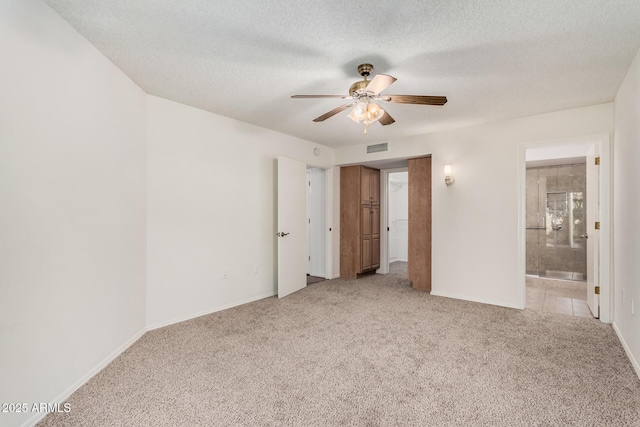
[586,145,600,317]
[278,156,307,298]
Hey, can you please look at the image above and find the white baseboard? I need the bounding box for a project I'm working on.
[430,290,524,310]
[613,322,640,380]
[22,328,146,427]
[147,292,277,331]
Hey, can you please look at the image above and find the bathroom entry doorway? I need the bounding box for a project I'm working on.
[520,135,611,322]
[525,162,588,281]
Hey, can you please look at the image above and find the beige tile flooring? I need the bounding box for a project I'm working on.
[526,275,594,318]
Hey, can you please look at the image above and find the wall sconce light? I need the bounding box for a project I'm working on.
[444,164,455,186]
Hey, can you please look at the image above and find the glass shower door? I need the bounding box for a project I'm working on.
[526,164,587,281]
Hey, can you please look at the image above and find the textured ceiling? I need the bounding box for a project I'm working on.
[44,0,640,147]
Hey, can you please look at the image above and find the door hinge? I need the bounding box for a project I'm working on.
[308,218,311,223]
[594,157,600,166]
[595,286,600,295]
[595,221,600,230]
[308,256,311,260]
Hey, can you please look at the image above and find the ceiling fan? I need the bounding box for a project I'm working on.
[292,63,447,134]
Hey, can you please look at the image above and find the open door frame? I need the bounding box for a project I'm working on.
[378,167,409,275]
[307,167,329,279]
[517,134,612,322]
[586,145,600,317]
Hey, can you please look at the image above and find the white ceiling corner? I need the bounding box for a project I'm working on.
[43,0,640,147]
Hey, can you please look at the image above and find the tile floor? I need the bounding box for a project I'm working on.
[526,275,594,318]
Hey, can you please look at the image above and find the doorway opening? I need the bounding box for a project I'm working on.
[387,170,408,279]
[306,167,327,286]
[525,158,590,317]
[519,135,611,322]
[338,156,432,290]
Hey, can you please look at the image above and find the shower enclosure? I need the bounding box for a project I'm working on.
[526,164,587,281]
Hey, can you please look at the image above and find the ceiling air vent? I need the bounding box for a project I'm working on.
[367,142,388,154]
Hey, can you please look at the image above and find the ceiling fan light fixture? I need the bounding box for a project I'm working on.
[347,108,361,123]
[365,103,384,123]
[353,101,367,118]
[348,101,368,122]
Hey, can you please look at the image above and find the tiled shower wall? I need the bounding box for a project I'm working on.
[526,164,587,280]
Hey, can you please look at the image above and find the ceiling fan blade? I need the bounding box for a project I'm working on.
[292,95,349,99]
[313,103,354,122]
[383,95,447,105]
[379,111,395,126]
[365,74,397,95]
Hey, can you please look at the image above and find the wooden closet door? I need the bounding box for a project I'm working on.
[371,205,380,240]
[340,165,381,277]
[361,206,372,271]
[361,206,372,239]
[371,169,380,205]
[371,206,380,269]
[371,238,380,269]
[361,239,372,271]
[340,166,362,279]
[361,168,372,205]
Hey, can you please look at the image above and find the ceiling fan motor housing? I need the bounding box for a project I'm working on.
[349,80,369,96]
[357,63,373,77]
[349,63,375,96]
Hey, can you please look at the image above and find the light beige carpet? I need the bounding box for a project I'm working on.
[39,269,640,426]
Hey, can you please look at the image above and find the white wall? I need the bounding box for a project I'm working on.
[146,96,334,328]
[0,1,147,426]
[613,47,640,377]
[335,103,613,308]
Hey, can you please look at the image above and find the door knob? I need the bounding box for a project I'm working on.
[580,234,589,239]
[277,232,290,237]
